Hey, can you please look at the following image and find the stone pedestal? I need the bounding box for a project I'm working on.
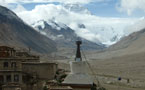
[70,61,88,74]
[63,61,93,85]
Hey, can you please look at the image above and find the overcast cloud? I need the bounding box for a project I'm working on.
[13,4,140,44]
[118,0,145,15]
[1,0,145,15]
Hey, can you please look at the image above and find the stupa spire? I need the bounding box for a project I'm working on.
[75,41,82,61]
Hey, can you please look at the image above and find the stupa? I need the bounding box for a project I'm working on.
[62,41,94,90]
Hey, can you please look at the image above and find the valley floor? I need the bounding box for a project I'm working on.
[43,47,145,90]
[102,84,145,90]
[51,51,145,90]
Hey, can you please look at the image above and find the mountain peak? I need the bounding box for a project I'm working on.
[63,4,91,14]
[0,5,22,21]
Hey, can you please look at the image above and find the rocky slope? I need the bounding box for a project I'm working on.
[0,5,57,53]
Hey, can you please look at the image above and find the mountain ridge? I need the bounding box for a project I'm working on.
[0,5,57,53]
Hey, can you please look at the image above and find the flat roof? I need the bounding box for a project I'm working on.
[49,86,72,90]
[22,62,57,65]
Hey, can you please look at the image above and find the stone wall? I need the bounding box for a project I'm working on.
[2,84,21,90]
[22,62,57,80]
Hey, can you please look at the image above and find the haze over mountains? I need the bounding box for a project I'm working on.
[85,26,145,60]
[14,3,139,46]
[108,28,145,54]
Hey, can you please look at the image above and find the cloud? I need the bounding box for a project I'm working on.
[14,4,139,45]
[0,0,107,4]
[1,0,142,45]
[13,4,26,13]
[0,0,19,4]
[0,1,9,7]
[118,0,145,15]
[125,17,145,35]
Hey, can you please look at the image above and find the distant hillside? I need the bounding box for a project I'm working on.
[85,28,145,60]
[0,5,57,53]
[108,28,145,53]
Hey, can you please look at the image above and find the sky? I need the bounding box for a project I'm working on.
[85,0,145,17]
[1,0,145,17]
[0,0,145,45]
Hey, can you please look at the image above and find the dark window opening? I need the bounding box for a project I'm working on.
[14,75,19,82]
[3,62,8,67]
[6,75,11,82]
[11,62,16,68]
[0,75,4,83]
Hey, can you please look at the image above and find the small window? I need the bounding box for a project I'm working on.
[11,62,16,68]
[6,75,11,82]
[0,75,4,83]
[14,75,19,82]
[3,62,8,67]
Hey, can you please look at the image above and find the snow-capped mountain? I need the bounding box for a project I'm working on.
[33,19,105,50]
[91,26,123,45]
[15,3,137,46]
[33,19,123,46]
[29,3,124,46]
[33,20,76,41]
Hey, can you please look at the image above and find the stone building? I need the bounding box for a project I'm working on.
[0,46,58,90]
[0,46,23,87]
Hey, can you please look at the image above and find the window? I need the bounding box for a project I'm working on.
[14,75,19,82]
[6,75,11,82]
[11,62,16,68]
[3,62,8,67]
[0,75,4,83]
